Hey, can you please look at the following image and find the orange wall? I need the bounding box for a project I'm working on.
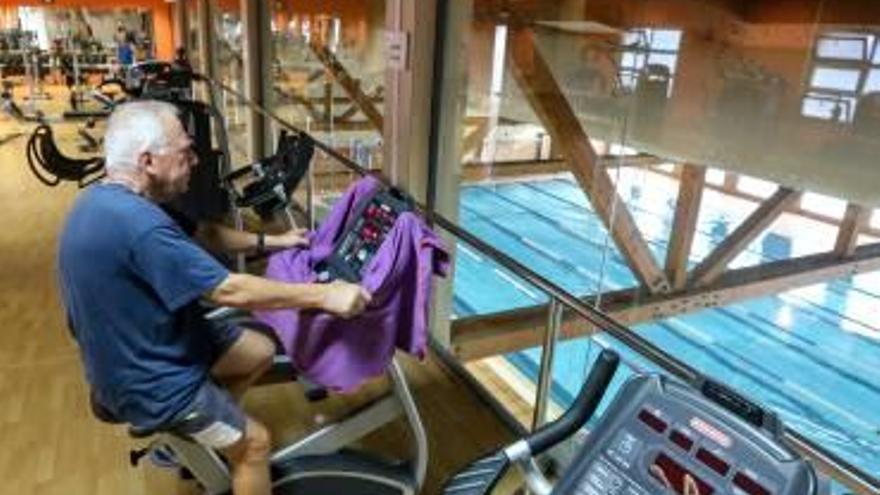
[744,0,880,25]
[276,0,370,18]
[216,0,237,13]
[152,2,173,59]
[0,0,175,59]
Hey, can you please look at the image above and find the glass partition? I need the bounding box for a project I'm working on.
[435,1,880,492]
[213,3,247,165]
[186,0,200,70]
[269,0,385,172]
[198,0,879,490]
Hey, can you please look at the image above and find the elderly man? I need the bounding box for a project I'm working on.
[58,100,371,495]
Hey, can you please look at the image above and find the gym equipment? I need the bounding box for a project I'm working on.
[19,40,52,119]
[1,80,43,123]
[119,177,430,494]
[126,345,427,495]
[223,130,315,224]
[18,62,207,189]
[63,69,120,120]
[88,59,234,222]
[444,349,825,495]
[23,48,51,103]
[0,35,53,120]
[125,60,196,103]
[0,30,39,78]
[79,92,430,491]
[26,124,104,187]
[169,99,232,221]
[76,118,101,153]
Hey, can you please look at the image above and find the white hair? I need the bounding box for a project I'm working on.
[103,100,181,172]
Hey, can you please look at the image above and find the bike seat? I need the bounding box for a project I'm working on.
[89,389,158,438]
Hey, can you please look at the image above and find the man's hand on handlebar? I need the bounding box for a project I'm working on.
[321,281,372,318]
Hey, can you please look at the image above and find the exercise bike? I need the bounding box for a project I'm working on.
[124,341,428,495]
[106,135,428,494]
[88,304,427,495]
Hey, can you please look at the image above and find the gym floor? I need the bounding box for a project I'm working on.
[0,88,513,494]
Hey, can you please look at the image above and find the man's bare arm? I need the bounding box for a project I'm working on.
[196,222,308,255]
[207,273,371,318]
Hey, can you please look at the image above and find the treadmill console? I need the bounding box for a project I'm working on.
[552,375,817,495]
[316,188,412,283]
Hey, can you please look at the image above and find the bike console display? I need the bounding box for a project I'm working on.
[551,375,818,495]
[316,187,412,283]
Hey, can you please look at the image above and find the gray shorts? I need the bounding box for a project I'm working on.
[166,317,263,449]
[205,317,245,366]
[171,379,247,450]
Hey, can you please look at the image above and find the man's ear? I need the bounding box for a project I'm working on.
[139,151,155,176]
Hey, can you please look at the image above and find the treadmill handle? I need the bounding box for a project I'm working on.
[526,349,619,455]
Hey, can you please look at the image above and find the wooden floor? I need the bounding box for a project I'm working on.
[0,98,513,494]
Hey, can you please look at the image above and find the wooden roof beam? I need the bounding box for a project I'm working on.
[665,164,706,290]
[308,42,384,131]
[508,27,669,293]
[307,121,376,132]
[464,115,526,126]
[461,117,492,160]
[833,203,870,258]
[337,87,384,122]
[600,154,665,168]
[274,86,322,121]
[307,69,324,84]
[689,187,801,288]
[451,242,880,360]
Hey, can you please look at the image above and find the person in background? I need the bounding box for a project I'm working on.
[115,23,134,70]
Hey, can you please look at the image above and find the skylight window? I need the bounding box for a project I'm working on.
[865,70,880,93]
[801,94,855,122]
[810,68,861,92]
[618,28,682,95]
[816,36,869,60]
[803,31,880,123]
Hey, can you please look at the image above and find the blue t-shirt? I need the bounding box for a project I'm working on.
[58,184,230,429]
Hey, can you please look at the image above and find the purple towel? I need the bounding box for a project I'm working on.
[254,175,449,392]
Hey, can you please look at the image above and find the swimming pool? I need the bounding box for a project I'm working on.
[451,173,880,483]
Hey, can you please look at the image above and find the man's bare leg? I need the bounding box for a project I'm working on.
[221,417,272,495]
[212,328,275,399]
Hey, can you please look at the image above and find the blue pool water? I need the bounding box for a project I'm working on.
[451,174,880,482]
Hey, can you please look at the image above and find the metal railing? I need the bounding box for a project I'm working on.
[201,76,880,495]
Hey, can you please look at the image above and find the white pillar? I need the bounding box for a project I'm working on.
[173,0,188,51]
[241,0,274,160]
[383,0,437,200]
[196,0,217,80]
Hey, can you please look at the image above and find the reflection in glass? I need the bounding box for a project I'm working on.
[440,2,880,489]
